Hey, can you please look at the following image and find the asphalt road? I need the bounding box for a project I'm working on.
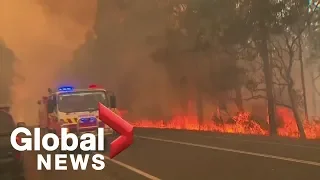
[23,128,320,180]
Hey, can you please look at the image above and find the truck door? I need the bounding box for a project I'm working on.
[47,95,57,128]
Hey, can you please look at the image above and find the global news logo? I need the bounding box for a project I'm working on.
[10,103,134,171]
[11,127,106,170]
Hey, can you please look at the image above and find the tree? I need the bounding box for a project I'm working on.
[217,0,318,137]
[219,0,280,135]
[271,33,307,138]
[306,4,320,115]
[150,0,251,123]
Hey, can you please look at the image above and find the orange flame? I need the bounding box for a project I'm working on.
[132,107,320,139]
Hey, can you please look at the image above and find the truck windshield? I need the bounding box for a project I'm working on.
[57,91,107,113]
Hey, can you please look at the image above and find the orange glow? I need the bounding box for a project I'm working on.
[276,108,320,139]
[133,107,320,139]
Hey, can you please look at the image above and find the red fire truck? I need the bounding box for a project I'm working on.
[37,85,118,139]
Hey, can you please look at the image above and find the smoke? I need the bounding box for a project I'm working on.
[0,0,96,123]
[63,0,175,119]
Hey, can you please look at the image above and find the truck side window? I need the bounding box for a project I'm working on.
[52,95,57,107]
[104,93,110,107]
[47,95,57,113]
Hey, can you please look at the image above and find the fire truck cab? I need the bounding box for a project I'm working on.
[38,85,117,138]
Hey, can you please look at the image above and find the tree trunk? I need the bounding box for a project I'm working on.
[288,85,306,139]
[298,38,309,121]
[196,87,204,128]
[260,33,278,136]
[234,86,244,112]
[255,0,277,136]
[311,71,317,116]
[179,76,189,115]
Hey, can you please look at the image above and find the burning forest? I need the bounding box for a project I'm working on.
[132,106,320,139]
[2,2,320,180]
[84,0,320,140]
[1,0,320,140]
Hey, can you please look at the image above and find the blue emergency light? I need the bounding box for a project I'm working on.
[58,86,74,92]
[80,117,96,123]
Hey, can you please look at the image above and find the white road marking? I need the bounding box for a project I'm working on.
[103,155,161,180]
[136,128,320,149]
[200,135,320,150]
[137,136,320,167]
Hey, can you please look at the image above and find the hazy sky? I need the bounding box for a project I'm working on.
[0,0,96,122]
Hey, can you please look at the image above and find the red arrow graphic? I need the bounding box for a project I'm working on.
[98,103,134,158]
